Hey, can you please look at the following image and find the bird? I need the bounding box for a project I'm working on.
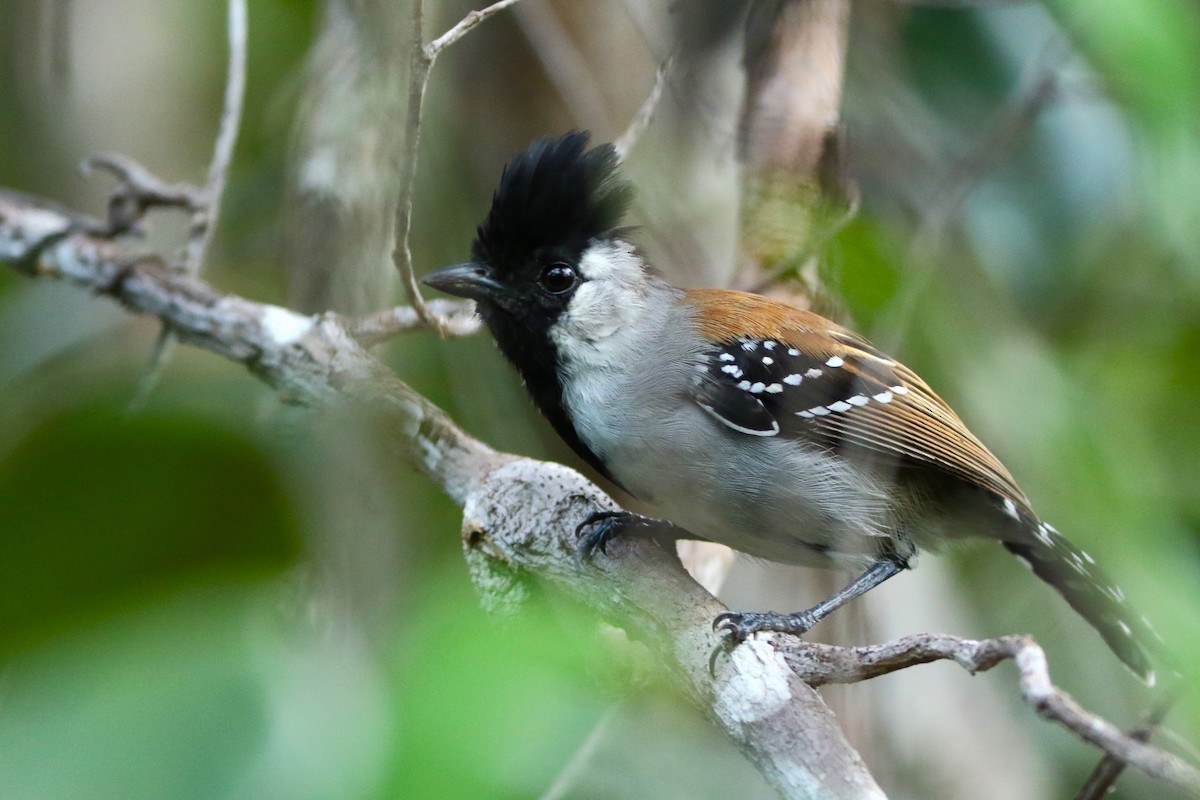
[423,131,1160,682]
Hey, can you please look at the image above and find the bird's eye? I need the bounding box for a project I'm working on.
[538,263,578,295]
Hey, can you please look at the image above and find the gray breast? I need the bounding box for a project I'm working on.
[558,302,895,568]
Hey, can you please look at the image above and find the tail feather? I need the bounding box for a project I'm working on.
[1004,520,1160,684]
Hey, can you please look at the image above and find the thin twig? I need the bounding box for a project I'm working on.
[182,0,247,276]
[427,0,522,55]
[1073,691,1182,800]
[512,1,614,133]
[129,0,247,413]
[536,702,622,800]
[614,55,674,160]
[391,0,441,332]
[128,327,177,412]
[392,0,525,335]
[78,153,197,236]
[346,299,480,347]
[784,633,1200,794]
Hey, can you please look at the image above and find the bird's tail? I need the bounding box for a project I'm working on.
[1004,519,1160,684]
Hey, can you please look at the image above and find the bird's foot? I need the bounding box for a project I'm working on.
[708,610,820,675]
[574,510,676,566]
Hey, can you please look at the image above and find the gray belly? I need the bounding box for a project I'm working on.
[570,392,895,568]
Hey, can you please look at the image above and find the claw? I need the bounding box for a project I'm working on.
[574,510,627,566]
[573,510,678,567]
[708,610,821,676]
[708,641,729,676]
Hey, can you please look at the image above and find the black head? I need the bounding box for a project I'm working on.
[422,131,633,340]
[422,133,636,484]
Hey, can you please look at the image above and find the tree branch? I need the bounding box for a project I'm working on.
[427,0,523,56]
[0,187,881,800]
[4,188,1198,799]
[128,0,247,410]
[346,298,480,347]
[392,0,526,334]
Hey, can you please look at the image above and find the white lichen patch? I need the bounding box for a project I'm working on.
[716,638,793,724]
[261,305,314,345]
[1,207,69,262]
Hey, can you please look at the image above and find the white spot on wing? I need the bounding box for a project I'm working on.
[763,341,776,350]
[809,406,831,416]
[749,382,766,393]
[825,356,844,368]
[891,385,909,395]
[796,410,814,419]
[787,348,799,356]
[872,391,893,404]
[805,368,823,379]
[721,364,742,376]
[827,400,852,413]
[761,356,774,365]
[847,394,869,406]
[765,383,783,393]
[1003,498,1019,520]
[720,353,736,362]
[736,380,751,390]
[783,374,803,386]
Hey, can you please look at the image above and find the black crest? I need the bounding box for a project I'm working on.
[472,131,633,270]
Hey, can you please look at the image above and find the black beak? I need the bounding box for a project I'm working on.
[422,262,505,303]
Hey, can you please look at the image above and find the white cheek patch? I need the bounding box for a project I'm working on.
[550,240,657,367]
[564,281,630,340]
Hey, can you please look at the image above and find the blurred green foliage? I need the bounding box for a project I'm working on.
[0,1,1198,799]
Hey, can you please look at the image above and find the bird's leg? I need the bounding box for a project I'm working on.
[574,510,689,564]
[713,555,906,648]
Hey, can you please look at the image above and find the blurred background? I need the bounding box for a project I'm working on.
[0,1,1198,798]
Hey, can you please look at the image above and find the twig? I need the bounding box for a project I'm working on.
[614,55,674,161]
[128,0,247,412]
[182,0,247,276]
[783,634,1200,794]
[536,702,622,800]
[512,2,614,133]
[427,0,523,55]
[0,189,502,503]
[346,299,480,347]
[78,153,197,236]
[1073,691,1182,800]
[392,0,524,335]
